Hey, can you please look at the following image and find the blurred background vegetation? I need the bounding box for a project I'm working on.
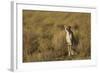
[23,10,91,62]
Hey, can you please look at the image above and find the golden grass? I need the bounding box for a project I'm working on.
[23,10,91,62]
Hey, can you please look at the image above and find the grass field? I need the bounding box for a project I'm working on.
[23,10,91,62]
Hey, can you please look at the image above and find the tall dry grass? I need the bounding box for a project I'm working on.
[23,10,91,62]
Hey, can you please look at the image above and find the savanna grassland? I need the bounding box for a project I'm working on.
[23,10,91,62]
